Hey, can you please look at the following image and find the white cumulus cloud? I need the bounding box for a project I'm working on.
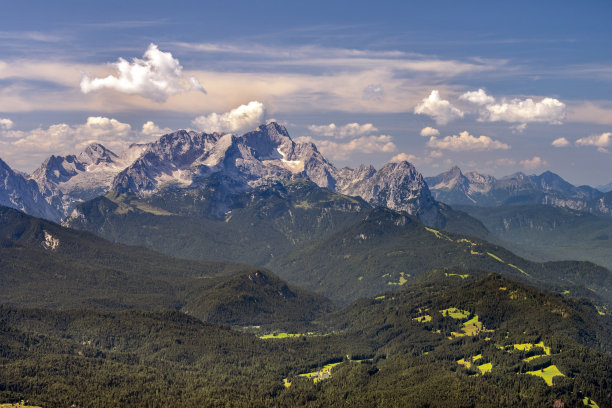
[575,132,611,148]
[420,126,439,137]
[0,118,14,130]
[1,117,143,170]
[480,97,566,124]
[141,121,172,137]
[414,90,464,125]
[459,89,495,105]
[520,156,547,170]
[297,134,396,161]
[308,122,378,139]
[551,137,570,147]
[192,101,265,134]
[80,43,205,102]
[390,153,418,163]
[426,131,510,151]
[576,132,611,153]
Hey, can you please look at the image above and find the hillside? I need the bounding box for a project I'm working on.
[458,204,612,270]
[269,207,612,305]
[0,205,332,328]
[1,273,610,407]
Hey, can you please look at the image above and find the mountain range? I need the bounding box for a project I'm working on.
[2,122,612,407]
[426,166,610,217]
[0,122,441,225]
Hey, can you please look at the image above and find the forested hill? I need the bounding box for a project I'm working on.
[1,272,610,407]
[0,205,334,328]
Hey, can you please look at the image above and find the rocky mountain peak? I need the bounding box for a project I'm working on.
[0,157,59,220]
[77,143,119,166]
[337,160,441,225]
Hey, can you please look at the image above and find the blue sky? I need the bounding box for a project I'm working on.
[1,0,611,186]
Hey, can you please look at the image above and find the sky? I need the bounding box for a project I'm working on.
[1,0,611,186]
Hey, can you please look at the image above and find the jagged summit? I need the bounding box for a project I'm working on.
[0,157,58,220]
[426,166,604,210]
[2,122,440,224]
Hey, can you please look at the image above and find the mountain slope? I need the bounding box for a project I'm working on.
[1,272,610,407]
[268,207,612,305]
[457,204,612,270]
[0,205,332,327]
[65,179,371,265]
[0,158,58,220]
[29,143,146,220]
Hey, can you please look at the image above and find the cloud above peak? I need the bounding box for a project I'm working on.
[414,90,464,125]
[80,44,205,102]
[308,122,378,139]
[481,97,566,124]
[192,101,265,134]
[427,131,510,151]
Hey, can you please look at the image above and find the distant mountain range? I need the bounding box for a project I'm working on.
[0,122,441,225]
[426,166,611,217]
[3,123,611,226]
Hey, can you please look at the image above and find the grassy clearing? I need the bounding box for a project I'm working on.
[457,356,492,374]
[387,272,409,286]
[525,365,565,386]
[260,332,312,339]
[513,341,551,355]
[487,252,504,263]
[508,263,531,277]
[425,227,453,241]
[413,315,432,323]
[450,315,493,338]
[583,397,600,408]
[445,273,469,279]
[440,308,470,319]
[477,362,492,374]
[298,362,342,383]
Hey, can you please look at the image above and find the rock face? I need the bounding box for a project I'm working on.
[112,123,339,195]
[29,143,146,220]
[110,122,439,223]
[2,122,439,224]
[426,166,603,211]
[0,158,58,220]
[337,161,441,225]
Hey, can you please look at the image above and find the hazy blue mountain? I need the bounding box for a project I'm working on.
[426,167,603,211]
[458,204,612,270]
[597,181,612,193]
